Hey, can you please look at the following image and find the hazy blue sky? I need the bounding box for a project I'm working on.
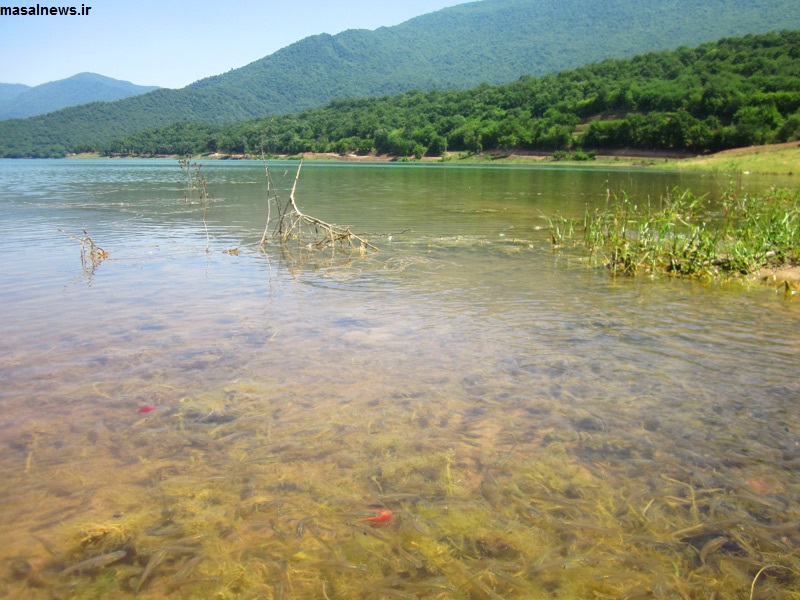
[0,0,470,88]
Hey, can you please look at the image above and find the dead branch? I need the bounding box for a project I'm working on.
[261,159,379,253]
[177,156,381,256]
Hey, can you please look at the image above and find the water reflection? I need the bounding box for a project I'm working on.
[0,160,798,598]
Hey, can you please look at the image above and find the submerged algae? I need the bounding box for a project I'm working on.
[2,367,799,599]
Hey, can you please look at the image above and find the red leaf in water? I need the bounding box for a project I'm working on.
[746,478,771,494]
[138,405,156,414]
[360,508,392,525]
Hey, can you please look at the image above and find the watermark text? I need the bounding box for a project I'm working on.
[1,4,91,16]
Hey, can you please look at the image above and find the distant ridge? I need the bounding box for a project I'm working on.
[2,0,800,156]
[0,72,159,120]
[0,83,30,107]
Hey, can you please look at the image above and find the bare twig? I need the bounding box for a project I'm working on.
[58,229,108,274]
[749,565,798,600]
[259,153,273,247]
[179,158,211,253]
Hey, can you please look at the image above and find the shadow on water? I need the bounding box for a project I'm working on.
[0,160,798,598]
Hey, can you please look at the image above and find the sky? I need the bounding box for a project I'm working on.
[0,0,471,88]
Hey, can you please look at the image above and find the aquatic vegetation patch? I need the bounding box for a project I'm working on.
[550,186,800,285]
[2,360,800,599]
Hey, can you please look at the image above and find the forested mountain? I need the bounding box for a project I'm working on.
[2,0,799,157]
[0,83,30,106]
[0,73,158,120]
[100,31,800,158]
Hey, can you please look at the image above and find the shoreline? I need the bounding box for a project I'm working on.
[68,148,694,163]
[65,142,799,176]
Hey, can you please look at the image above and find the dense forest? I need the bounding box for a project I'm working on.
[1,0,799,158]
[92,31,800,159]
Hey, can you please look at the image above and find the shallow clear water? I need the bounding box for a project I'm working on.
[1,159,798,599]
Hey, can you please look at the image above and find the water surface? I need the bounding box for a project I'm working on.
[1,159,798,599]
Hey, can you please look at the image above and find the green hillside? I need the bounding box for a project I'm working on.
[2,0,800,157]
[101,31,800,158]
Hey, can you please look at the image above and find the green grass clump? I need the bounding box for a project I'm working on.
[553,187,800,279]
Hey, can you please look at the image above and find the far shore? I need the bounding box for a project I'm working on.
[67,148,694,164]
[66,142,799,177]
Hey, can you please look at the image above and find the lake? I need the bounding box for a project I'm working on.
[1,158,798,599]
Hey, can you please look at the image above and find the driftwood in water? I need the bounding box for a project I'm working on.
[259,160,378,253]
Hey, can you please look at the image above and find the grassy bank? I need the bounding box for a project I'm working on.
[664,142,800,176]
[417,143,799,176]
[502,143,800,175]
